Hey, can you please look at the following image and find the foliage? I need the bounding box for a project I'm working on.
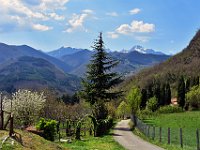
[116,101,129,118]
[177,76,185,108]
[120,30,200,99]
[126,87,142,114]
[80,33,122,136]
[186,85,200,110]
[138,109,155,119]
[140,89,147,109]
[3,89,46,126]
[36,118,57,141]
[146,96,158,112]
[41,90,68,122]
[157,105,183,114]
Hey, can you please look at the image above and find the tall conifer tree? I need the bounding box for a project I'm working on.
[80,33,122,136]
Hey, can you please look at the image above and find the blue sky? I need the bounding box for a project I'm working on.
[0,0,200,54]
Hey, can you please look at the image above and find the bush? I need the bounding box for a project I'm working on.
[157,105,183,114]
[146,97,158,112]
[138,109,156,119]
[36,118,57,141]
[186,86,200,110]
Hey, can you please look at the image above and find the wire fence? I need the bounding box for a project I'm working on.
[132,116,200,150]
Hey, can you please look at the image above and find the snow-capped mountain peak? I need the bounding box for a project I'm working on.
[121,45,166,55]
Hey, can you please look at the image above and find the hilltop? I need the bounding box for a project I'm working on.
[121,30,200,91]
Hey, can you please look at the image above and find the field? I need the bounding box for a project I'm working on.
[61,133,125,150]
[140,111,200,150]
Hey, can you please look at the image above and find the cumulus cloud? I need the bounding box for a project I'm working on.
[106,12,118,17]
[107,20,155,42]
[129,8,141,15]
[116,20,155,34]
[64,10,93,33]
[48,13,65,20]
[32,23,53,31]
[0,0,69,32]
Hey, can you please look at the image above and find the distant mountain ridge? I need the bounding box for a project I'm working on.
[48,46,170,76]
[0,43,72,72]
[121,45,166,55]
[47,46,84,58]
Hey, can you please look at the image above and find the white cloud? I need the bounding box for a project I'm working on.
[107,32,119,39]
[82,9,94,14]
[32,23,53,31]
[0,0,69,32]
[106,12,118,17]
[107,20,155,42]
[129,8,141,15]
[48,13,65,20]
[116,20,155,34]
[65,10,93,33]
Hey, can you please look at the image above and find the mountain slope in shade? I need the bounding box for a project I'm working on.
[59,49,170,77]
[121,30,200,89]
[47,46,84,58]
[0,56,80,94]
[0,43,72,72]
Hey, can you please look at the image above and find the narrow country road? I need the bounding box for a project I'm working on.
[113,119,164,150]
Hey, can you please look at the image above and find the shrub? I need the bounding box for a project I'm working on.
[146,97,158,112]
[3,89,46,126]
[157,105,183,114]
[138,109,157,120]
[36,118,57,141]
[186,86,200,110]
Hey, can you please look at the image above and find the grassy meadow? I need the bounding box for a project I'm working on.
[137,111,200,150]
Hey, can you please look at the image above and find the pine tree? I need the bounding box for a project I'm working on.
[165,83,171,105]
[185,78,190,93]
[177,76,185,109]
[160,83,166,106]
[140,89,147,109]
[80,33,122,136]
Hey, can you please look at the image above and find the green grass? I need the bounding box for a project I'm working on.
[137,111,200,150]
[61,133,125,150]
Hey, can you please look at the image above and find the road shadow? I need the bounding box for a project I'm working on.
[109,133,122,136]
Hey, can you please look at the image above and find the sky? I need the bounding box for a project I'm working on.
[0,0,200,54]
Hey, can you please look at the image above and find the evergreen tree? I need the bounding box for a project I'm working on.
[177,76,185,109]
[153,80,161,106]
[80,33,122,136]
[140,89,147,109]
[185,78,190,93]
[160,83,166,106]
[165,83,171,105]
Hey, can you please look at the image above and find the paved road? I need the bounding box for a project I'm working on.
[113,119,164,150]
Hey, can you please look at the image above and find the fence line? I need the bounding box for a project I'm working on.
[132,116,200,150]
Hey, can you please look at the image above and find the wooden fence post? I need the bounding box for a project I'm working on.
[180,128,183,148]
[152,126,155,140]
[159,127,162,143]
[168,127,171,144]
[9,114,14,137]
[197,129,199,150]
[147,126,150,137]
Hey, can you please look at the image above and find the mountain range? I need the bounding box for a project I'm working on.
[0,42,170,93]
[48,46,170,76]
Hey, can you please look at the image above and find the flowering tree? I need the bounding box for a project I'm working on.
[3,89,46,126]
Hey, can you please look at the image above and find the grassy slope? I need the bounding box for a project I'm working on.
[136,111,200,150]
[0,130,68,150]
[61,133,125,150]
